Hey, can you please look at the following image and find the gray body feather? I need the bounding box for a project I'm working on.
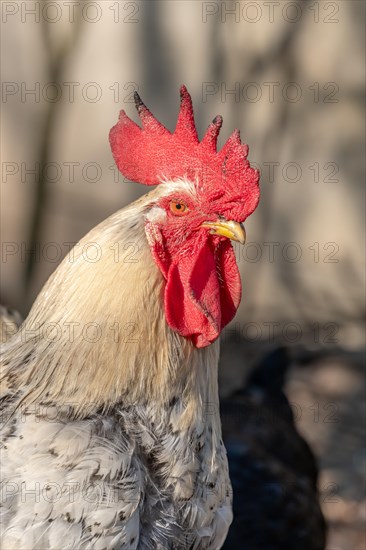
[1,401,231,549]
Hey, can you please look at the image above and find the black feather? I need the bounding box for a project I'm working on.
[221,347,326,549]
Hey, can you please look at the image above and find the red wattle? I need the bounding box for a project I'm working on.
[163,233,241,348]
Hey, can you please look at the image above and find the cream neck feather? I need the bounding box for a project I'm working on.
[1,191,220,423]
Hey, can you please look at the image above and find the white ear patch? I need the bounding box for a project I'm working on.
[145,206,167,223]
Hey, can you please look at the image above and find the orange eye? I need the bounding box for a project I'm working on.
[169,200,189,216]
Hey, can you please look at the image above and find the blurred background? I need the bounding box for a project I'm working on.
[1,1,365,548]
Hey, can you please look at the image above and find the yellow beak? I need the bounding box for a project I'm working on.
[201,220,246,244]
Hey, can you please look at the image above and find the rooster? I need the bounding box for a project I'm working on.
[0,87,259,549]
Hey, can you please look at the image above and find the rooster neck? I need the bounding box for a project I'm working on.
[2,199,221,425]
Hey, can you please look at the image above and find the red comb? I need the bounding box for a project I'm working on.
[109,85,260,221]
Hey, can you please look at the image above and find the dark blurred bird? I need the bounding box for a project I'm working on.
[221,347,326,550]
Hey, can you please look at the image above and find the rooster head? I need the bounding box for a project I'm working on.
[110,86,260,348]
